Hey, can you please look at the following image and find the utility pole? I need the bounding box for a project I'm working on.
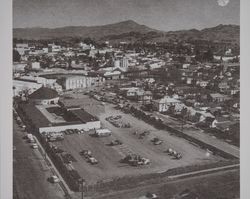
[79,178,85,199]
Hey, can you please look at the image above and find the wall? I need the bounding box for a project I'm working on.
[30,97,59,105]
[39,121,101,133]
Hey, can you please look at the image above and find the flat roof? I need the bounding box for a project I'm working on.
[20,103,98,129]
[70,109,98,123]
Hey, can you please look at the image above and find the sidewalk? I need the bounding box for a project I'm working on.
[33,136,74,196]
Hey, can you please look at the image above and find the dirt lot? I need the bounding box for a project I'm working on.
[52,94,224,185]
[95,169,240,199]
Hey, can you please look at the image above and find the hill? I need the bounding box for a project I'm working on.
[13,20,239,44]
[13,20,157,40]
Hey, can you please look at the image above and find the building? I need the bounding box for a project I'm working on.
[120,56,129,69]
[48,43,62,52]
[13,79,42,97]
[13,63,27,72]
[60,75,105,90]
[152,96,181,112]
[15,43,29,55]
[28,87,59,105]
[16,75,62,92]
[137,91,153,104]
[208,93,230,103]
[31,62,41,70]
[19,103,101,133]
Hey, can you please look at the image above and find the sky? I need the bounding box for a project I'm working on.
[13,0,240,31]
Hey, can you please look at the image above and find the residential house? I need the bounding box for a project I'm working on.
[152,96,181,112]
[137,91,153,104]
[208,93,230,103]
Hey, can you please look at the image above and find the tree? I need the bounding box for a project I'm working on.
[83,37,95,45]
[13,49,21,62]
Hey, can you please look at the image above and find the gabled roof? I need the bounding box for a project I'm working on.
[29,87,58,100]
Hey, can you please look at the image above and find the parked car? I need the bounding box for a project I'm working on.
[49,175,60,183]
[88,157,98,165]
[31,143,38,149]
[80,150,92,158]
[144,192,158,199]
[151,137,163,145]
[109,139,123,146]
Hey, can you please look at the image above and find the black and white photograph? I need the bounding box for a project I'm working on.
[2,0,245,198]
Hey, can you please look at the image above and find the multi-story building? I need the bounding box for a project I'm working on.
[60,75,105,90]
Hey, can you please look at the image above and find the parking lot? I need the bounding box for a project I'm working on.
[51,94,223,185]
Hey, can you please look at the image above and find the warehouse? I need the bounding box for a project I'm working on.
[19,103,101,133]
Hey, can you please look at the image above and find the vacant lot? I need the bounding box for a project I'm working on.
[53,94,223,185]
[95,169,240,199]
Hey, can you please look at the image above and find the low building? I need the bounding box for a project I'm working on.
[13,79,42,97]
[13,63,27,72]
[19,103,101,133]
[60,75,105,90]
[28,87,59,105]
[31,62,41,70]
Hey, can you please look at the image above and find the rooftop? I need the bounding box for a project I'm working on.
[70,109,98,123]
[29,87,59,100]
[20,103,98,129]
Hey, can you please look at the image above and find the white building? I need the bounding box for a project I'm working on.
[48,43,61,52]
[31,62,41,70]
[13,80,42,97]
[62,75,105,90]
[13,63,27,72]
[152,96,181,112]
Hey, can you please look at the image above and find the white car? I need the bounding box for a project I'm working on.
[50,175,60,183]
[88,157,98,165]
[31,143,38,149]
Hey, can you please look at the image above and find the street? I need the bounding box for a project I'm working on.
[13,119,65,199]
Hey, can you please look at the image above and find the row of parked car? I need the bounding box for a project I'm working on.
[121,154,150,167]
[166,148,182,160]
[133,131,182,160]
[105,115,131,128]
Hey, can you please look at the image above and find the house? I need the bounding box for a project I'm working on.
[126,87,140,99]
[152,96,181,112]
[186,107,215,123]
[198,81,209,88]
[218,79,230,92]
[137,91,153,104]
[208,93,230,103]
[103,70,124,80]
[211,117,238,133]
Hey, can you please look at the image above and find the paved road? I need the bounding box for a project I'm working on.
[13,119,65,199]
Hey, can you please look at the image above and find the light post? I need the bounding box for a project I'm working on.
[78,178,85,199]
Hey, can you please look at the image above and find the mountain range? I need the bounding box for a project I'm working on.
[13,20,239,44]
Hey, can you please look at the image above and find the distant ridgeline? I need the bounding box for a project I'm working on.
[13,20,239,46]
